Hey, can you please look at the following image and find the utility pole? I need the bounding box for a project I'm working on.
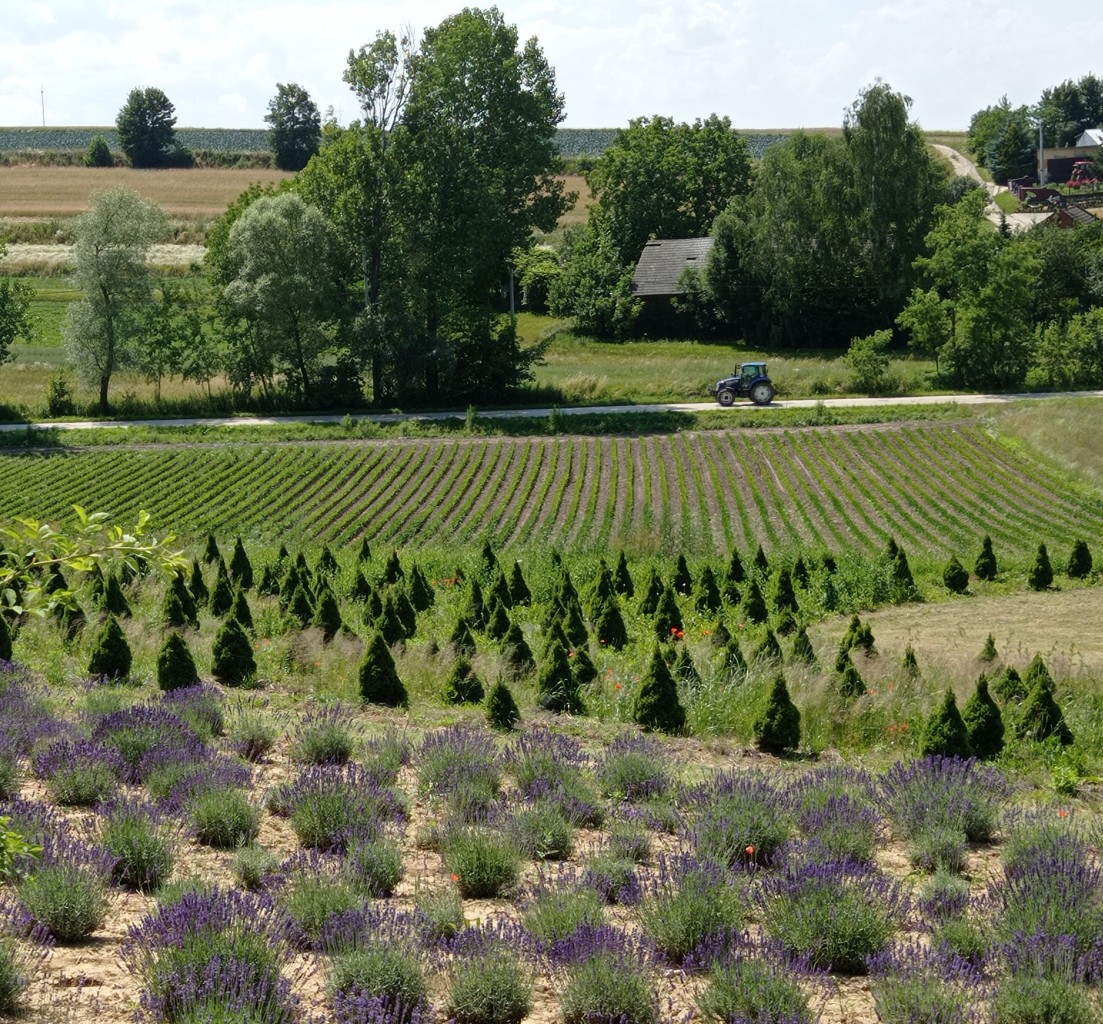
[40,87,45,127]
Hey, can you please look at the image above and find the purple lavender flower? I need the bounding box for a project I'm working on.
[417,725,502,800]
[31,738,125,783]
[682,770,791,868]
[318,903,432,957]
[90,705,203,783]
[284,763,408,852]
[160,684,224,739]
[597,734,672,801]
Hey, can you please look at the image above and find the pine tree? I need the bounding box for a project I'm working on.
[613,551,634,598]
[211,617,255,686]
[450,616,477,656]
[356,536,372,564]
[88,615,132,680]
[208,560,234,617]
[671,646,700,686]
[587,560,616,618]
[943,555,969,594]
[790,625,816,666]
[230,585,253,633]
[920,689,973,758]
[693,566,722,615]
[653,586,683,642]
[792,555,809,588]
[358,632,407,707]
[639,568,665,616]
[407,565,435,612]
[202,533,221,564]
[572,646,597,687]
[536,638,583,714]
[157,632,199,691]
[464,580,488,631]
[478,539,499,580]
[902,643,920,680]
[740,577,768,625]
[979,633,998,662]
[229,538,254,590]
[773,567,798,614]
[376,594,406,647]
[1066,540,1093,579]
[443,656,485,704]
[632,647,685,733]
[672,554,693,595]
[837,655,866,699]
[486,600,511,642]
[974,535,998,582]
[486,680,520,731]
[754,674,801,754]
[1027,544,1054,591]
[503,623,535,673]
[962,675,1004,759]
[593,596,629,651]
[349,569,374,603]
[508,561,532,606]
[722,548,745,603]
[312,588,343,642]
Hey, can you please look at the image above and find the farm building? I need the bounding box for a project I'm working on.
[630,237,714,335]
[1038,126,1102,183]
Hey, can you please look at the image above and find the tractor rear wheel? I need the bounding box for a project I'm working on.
[750,382,775,406]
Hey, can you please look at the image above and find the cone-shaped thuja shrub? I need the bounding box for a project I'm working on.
[943,556,969,594]
[157,632,199,691]
[486,600,511,642]
[572,646,597,686]
[208,560,234,618]
[376,593,407,647]
[962,675,1004,760]
[633,646,685,733]
[980,633,998,662]
[792,555,809,588]
[613,551,634,598]
[88,563,106,605]
[162,588,188,630]
[357,536,371,563]
[382,550,404,586]
[103,573,131,618]
[227,537,253,590]
[790,625,816,666]
[88,614,132,680]
[463,580,488,631]
[391,587,417,638]
[754,674,801,755]
[1027,543,1054,591]
[560,598,589,649]
[723,548,745,602]
[974,535,997,582]
[489,568,512,610]
[315,544,338,578]
[653,586,683,642]
[671,646,700,686]
[1067,539,1093,579]
[773,567,798,614]
[230,586,253,633]
[593,596,629,650]
[740,577,768,625]
[672,554,693,595]
[693,566,722,614]
[1015,661,1072,745]
[486,680,520,731]
[169,570,197,625]
[312,588,343,642]
[891,547,920,604]
[450,616,476,656]
[992,666,1026,704]
[752,629,782,664]
[536,639,582,714]
[288,584,314,628]
[639,568,664,617]
[919,688,973,758]
[211,617,255,686]
[503,623,534,673]
[443,656,485,704]
[358,632,407,707]
[836,655,866,698]
[587,561,616,618]
[407,564,435,612]
[202,533,220,564]
[508,561,531,606]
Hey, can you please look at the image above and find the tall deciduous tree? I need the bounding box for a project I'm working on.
[265,83,322,171]
[116,87,180,168]
[220,192,348,401]
[0,246,34,365]
[63,188,168,411]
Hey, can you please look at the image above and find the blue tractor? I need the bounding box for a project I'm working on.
[710,362,775,406]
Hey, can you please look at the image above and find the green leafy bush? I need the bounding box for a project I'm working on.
[919,689,973,758]
[358,632,408,707]
[754,674,801,754]
[632,647,685,733]
[88,614,132,680]
[156,632,199,691]
[210,617,256,686]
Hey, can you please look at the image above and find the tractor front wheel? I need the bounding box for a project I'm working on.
[717,389,736,407]
[750,382,775,406]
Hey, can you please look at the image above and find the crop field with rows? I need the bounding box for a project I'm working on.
[1,422,1099,565]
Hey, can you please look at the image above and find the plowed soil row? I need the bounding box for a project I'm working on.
[2,424,1102,558]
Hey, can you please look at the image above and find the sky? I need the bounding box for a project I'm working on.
[2,0,1101,132]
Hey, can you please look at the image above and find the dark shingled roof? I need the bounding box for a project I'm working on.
[631,237,714,297]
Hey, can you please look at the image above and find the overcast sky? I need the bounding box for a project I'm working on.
[2,0,1101,131]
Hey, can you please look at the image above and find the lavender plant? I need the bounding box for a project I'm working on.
[17,838,112,942]
[443,828,522,899]
[867,941,987,1024]
[507,802,575,861]
[596,734,672,802]
[291,703,359,765]
[159,684,224,741]
[558,951,658,1024]
[684,770,792,868]
[0,895,51,1015]
[445,945,532,1024]
[100,798,175,892]
[33,738,124,807]
[523,885,605,946]
[345,833,404,898]
[189,787,261,849]
[285,763,407,852]
[90,705,203,783]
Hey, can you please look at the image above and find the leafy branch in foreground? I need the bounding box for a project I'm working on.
[0,506,186,615]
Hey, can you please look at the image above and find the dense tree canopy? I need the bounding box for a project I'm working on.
[0,245,34,364]
[116,87,180,168]
[265,83,322,171]
[63,188,168,411]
